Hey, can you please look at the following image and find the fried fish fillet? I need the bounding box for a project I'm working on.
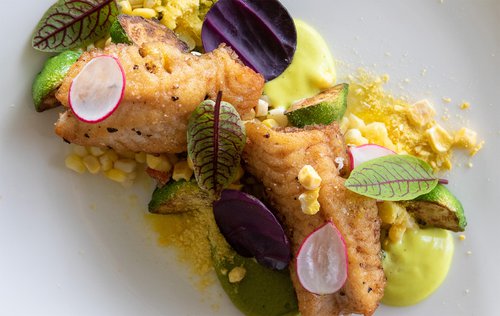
[54,42,264,153]
[243,121,385,316]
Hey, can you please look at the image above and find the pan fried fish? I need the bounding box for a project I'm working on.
[55,41,264,154]
[243,121,385,316]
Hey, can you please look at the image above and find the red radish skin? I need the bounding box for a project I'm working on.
[68,55,125,123]
[348,144,396,171]
[296,221,348,295]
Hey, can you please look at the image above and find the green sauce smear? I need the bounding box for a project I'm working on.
[382,228,454,306]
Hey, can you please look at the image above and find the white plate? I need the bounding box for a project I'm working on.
[1,0,498,315]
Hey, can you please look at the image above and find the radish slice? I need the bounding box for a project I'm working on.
[348,144,396,170]
[69,55,125,123]
[296,221,348,295]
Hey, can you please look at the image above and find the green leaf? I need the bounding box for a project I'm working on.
[32,0,118,52]
[344,155,438,201]
[187,92,246,198]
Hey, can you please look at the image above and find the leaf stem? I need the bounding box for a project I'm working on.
[438,178,449,185]
[212,91,223,196]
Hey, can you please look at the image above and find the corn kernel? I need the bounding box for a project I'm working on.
[378,201,405,225]
[347,113,366,130]
[114,159,137,173]
[65,154,86,174]
[73,145,88,157]
[104,150,119,162]
[262,119,280,129]
[228,266,246,283]
[344,129,368,146]
[89,146,106,157]
[131,8,157,18]
[298,188,321,215]
[298,165,322,190]
[135,152,147,164]
[172,160,194,181]
[117,1,132,14]
[407,99,436,127]
[426,125,453,153]
[143,0,160,8]
[146,154,172,172]
[388,223,406,243]
[99,154,113,172]
[105,168,127,183]
[454,127,477,150]
[82,155,101,174]
[255,99,269,117]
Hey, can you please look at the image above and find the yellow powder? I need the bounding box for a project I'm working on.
[345,69,481,171]
[146,206,234,288]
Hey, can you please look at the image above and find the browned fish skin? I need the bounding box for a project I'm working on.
[55,42,264,154]
[243,122,385,316]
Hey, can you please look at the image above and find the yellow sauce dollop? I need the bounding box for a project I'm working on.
[382,228,454,306]
[264,19,336,108]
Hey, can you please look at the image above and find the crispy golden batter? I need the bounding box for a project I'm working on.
[243,121,385,316]
[55,42,264,153]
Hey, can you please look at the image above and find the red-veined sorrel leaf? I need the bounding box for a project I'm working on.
[344,155,438,201]
[32,0,118,52]
[187,92,246,198]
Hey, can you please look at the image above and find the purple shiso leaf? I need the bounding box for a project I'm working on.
[213,190,291,270]
[202,0,297,81]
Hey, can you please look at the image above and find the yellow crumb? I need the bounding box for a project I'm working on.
[459,234,466,241]
[345,69,466,171]
[460,102,470,110]
[146,207,234,289]
[442,97,452,103]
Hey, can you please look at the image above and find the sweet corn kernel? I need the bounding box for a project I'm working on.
[364,122,389,144]
[104,150,119,162]
[255,99,269,117]
[228,266,246,283]
[388,223,406,243]
[298,165,322,190]
[135,152,147,164]
[425,125,453,154]
[344,129,368,146]
[407,99,436,127]
[172,160,194,181]
[347,113,366,130]
[105,168,128,183]
[132,8,157,18]
[143,0,160,8]
[117,1,132,14]
[114,159,137,173]
[267,113,288,127]
[146,154,172,172]
[82,155,101,174]
[298,188,321,215]
[378,201,405,225]
[99,154,113,172]
[454,127,477,150]
[73,145,88,157]
[262,119,280,129]
[65,154,86,174]
[89,146,106,157]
